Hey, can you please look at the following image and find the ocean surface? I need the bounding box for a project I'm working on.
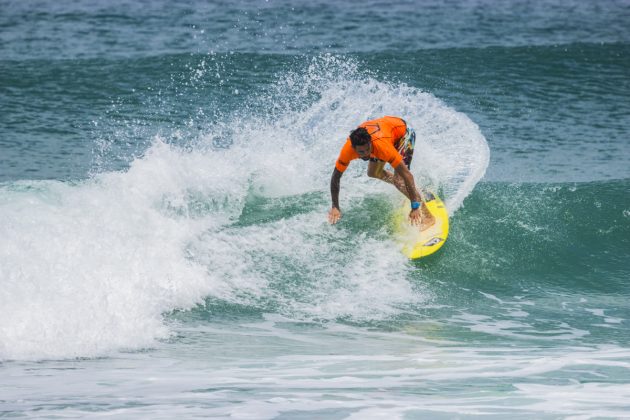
[1,0,630,418]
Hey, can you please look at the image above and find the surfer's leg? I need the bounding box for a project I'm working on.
[368,161,410,197]
[368,160,415,199]
[367,159,386,178]
[368,160,435,228]
[367,160,404,192]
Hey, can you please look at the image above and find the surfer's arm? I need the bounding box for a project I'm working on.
[328,168,343,224]
[394,164,423,225]
[394,164,422,203]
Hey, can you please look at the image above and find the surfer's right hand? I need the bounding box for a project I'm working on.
[409,208,422,226]
[328,207,342,224]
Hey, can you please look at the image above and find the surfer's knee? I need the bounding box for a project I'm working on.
[367,162,385,179]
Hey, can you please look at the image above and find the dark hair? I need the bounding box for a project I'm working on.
[349,127,371,147]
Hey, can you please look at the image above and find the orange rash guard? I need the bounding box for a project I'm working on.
[335,116,408,173]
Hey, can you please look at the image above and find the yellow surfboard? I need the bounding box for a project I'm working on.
[394,192,449,259]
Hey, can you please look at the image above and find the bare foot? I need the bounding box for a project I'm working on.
[420,206,436,231]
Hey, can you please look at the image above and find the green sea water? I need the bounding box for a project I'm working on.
[1,0,630,418]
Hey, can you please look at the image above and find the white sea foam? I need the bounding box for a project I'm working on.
[0,56,488,360]
[3,321,629,419]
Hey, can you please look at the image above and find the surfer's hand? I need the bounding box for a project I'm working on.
[409,208,422,226]
[328,207,342,224]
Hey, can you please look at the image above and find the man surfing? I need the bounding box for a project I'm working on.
[328,116,435,229]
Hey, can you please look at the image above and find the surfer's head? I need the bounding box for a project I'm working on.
[350,127,372,159]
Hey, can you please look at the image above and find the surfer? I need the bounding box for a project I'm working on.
[328,116,435,228]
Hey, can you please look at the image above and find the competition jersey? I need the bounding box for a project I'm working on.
[335,116,407,173]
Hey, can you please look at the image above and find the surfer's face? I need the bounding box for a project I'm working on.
[354,143,372,159]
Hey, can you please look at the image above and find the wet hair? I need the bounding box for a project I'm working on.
[349,127,371,147]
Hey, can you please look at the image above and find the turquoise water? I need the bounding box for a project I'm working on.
[1,1,630,418]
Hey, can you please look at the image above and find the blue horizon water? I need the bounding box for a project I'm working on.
[1,0,630,418]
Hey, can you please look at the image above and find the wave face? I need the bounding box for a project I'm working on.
[447,179,630,291]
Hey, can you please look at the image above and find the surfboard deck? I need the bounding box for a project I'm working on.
[394,192,449,259]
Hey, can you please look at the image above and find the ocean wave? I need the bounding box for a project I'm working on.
[0,55,488,361]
